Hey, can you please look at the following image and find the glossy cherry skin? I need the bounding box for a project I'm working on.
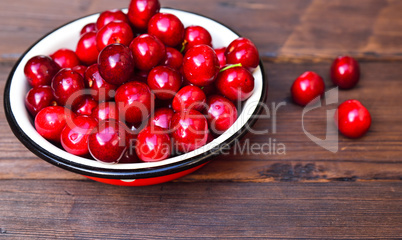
[225,37,259,72]
[51,68,85,107]
[84,64,117,101]
[91,101,119,122]
[96,9,129,30]
[98,43,135,86]
[135,126,171,162]
[88,120,126,163]
[182,25,212,53]
[182,44,220,87]
[76,32,99,66]
[25,85,56,117]
[214,47,227,69]
[129,34,166,71]
[80,22,97,36]
[61,115,98,156]
[147,13,184,47]
[72,95,98,116]
[148,108,174,130]
[96,21,134,51]
[115,81,154,123]
[172,85,206,112]
[72,65,87,78]
[119,148,141,163]
[335,100,371,138]
[215,66,254,101]
[50,49,80,69]
[206,95,238,134]
[24,55,60,87]
[291,71,325,106]
[162,47,183,70]
[171,109,208,153]
[34,106,73,143]
[330,56,360,89]
[128,0,160,31]
[147,66,181,100]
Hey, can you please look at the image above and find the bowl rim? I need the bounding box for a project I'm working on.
[3,7,268,180]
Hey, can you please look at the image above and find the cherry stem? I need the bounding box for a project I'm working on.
[180,40,187,53]
[220,63,242,72]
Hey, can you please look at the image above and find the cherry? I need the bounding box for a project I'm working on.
[34,106,73,143]
[225,37,259,72]
[72,95,98,116]
[91,101,119,122]
[335,99,371,138]
[148,107,174,130]
[129,70,149,83]
[330,56,360,89]
[202,83,217,96]
[206,95,238,134]
[172,85,206,112]
[119,148,141,163]
[135,126,171,162]
[50,49,80,69]
[25,85,56,117]
[182,44,220,86]
[291,71,325,106]
[76,32,99,66]
[51,68,85,107]
[72,65,87,78]
[214,47,226,68]
[80,23,97,36]
[171,109,208,153]
[96,21,134,51]
[162,47,183,70]
[24,55,60,87]
[182,25,212,53]
[84,64,117,101]
[147,66,181,100]
[215,66,254,101]
[129,34,166,71]
[61,115,98,156]
[88,120,126,163]
[128,0,160,31]
[98,43,135,86]
[96,9,129,30]
[115,81,154,123]
[147,13,184,47]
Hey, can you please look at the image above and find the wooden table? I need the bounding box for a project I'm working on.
[1,0,401,239]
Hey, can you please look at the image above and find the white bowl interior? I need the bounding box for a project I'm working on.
[8,8,263,170]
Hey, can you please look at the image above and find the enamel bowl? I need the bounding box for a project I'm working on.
[4,8,267,186]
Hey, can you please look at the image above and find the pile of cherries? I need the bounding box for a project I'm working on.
[290,56,372,138]
[23,0,260,164]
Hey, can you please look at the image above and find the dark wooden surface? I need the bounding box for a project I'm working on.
[0,0,401,239]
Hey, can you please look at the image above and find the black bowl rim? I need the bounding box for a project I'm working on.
[3,7,268,180]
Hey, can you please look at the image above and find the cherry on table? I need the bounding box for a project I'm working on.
[147,12,185,47]
[34,106,73,143]
[50,48,81,69]
[147,66,181,100]
[225,37,259,72]
[335,99,371,138]
[330,56,360,89]
[215,65,254,102]
[290,71,325,106]
[96,21,134,51]
[24,55,60,87]
[129,34,166,71]
[51,68,85,107]
[76,32,99,66]
[172,85,206,112]
[96,9,129,30]
[206,95,238,134]
[128,0,160,31]
[25,85,56,117]
[135,126,171,162]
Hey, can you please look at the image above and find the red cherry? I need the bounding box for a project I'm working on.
[129,70,149,83]
[182,25,212,53]
[147,13,184,47]
[129,34,166,71]
[172,85,206,112]
[61,115,98,156]
[119,148,141,163]
[76,32,99,66]
[96,21,134,51]
[291,71,325,106]
[335,100,371,138]
[24,55,60,87]
[91,101,119,122]
[51,68,85,107]
[225,37,259,72]
[50,49,80,69]
[72,65,87,78]
[214,47,226,68]
[128,0,160,31]
[25,85,56,117]
[202,83,217,96]
[147,66,181,100]
[162,47,183,70]
[206,95,238,134]
[34,106,73,143]
[98,43,135,86]
[115,81,154,123]
[88,120,126,163]
[182,44,220,86]
[330,56,360,89]
[148,108,174,129]
[80,23,97,36]
[84,64,117,101]
[135,126,171,162]
[72,95,98,116]
[171,109,208,153]
[96,9,129,30]
[215,66,254,101]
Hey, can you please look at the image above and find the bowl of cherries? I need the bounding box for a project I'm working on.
[4,0,267,186]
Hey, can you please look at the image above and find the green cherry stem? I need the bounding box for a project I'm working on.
[220,63,242,72]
